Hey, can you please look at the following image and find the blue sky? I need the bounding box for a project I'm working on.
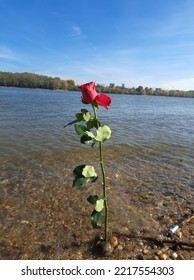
[0,0,194,90]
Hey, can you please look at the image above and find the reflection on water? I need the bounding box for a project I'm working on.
[0,87,194,259]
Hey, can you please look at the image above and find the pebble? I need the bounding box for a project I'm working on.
[1,179,9,186]
[178,254,184,260]
[171,252,178,259]
[143,248,149,254]
[3,203,10,209]
[161,246,168,253]
[159,254,168,260]
[138,241,144,247]
[176,230,182,238]
[156,201,163,208]
[75,251,83,260]
[20,254,29,260]
[127,205,132,210]
[101,241,114,256]
[165,196,172,201]
[117,245,124,251]
[109,236,119,248]
[21,220,30,224]
[156,250,162,256]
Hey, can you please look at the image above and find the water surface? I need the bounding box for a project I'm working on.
[0,87,194,259]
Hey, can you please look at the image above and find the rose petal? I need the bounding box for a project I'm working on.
[79,82,98,104]
[95,93,111,109]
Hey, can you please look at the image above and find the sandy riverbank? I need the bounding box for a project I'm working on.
[0,146,193,259]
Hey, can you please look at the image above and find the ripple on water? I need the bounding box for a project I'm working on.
[0,89,194,259]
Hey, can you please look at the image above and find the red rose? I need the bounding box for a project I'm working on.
[95,93,111,110]
[79,82,98,104]
[79,82,111,110]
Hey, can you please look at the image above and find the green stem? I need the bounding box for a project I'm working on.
[99,141,109,241]
[92,105,109,242]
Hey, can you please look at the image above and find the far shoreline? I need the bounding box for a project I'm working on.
[1,85,194,99]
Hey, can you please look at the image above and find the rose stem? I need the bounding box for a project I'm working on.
[92,105,109,242]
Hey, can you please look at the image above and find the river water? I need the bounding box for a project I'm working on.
[0,87,194,259]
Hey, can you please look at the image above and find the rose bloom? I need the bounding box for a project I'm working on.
[79,82,111,110]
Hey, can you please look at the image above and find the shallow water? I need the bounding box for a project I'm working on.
[0,87,194,259]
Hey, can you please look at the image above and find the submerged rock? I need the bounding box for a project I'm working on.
[94,239,114,256]
[101,241,114,256]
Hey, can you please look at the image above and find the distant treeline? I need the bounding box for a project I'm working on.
[1,71,194,98]
[96,84,194,98]
[0,71,78,90]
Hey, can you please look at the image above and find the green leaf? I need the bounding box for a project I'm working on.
[82,165,97,178]
[73,177,90,188]
[86,119,98,130]
[72,165,86,178]
[95,125,111,142]
[75,112,84,122]
[64,119,78,128]
[64,109,92,128]
[80,135,94,145]
[81,109,91,122]
[87,195,99,205]
[72,165,98,188]
[85,130,95,139]
[74,124,87,135]
[95,199,104,212]
[73,176,97,188]
[91,210,103,228]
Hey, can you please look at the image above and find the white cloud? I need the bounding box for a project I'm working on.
[72,25,82,36]
[0,46,18,61]
[71,24,86,39]
[162,78,194,91]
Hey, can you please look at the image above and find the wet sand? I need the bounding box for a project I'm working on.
[0,145,194,260]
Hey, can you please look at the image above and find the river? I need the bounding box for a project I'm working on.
[0,87,194,259]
